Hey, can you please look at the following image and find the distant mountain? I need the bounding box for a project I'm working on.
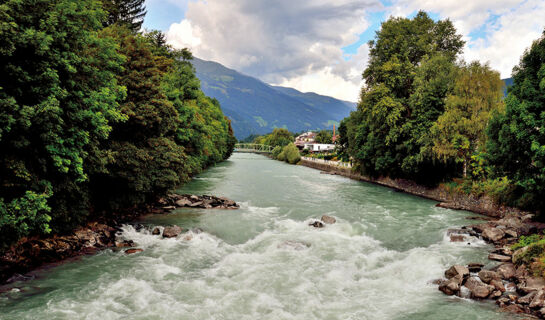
[503,77,513,96]
[192,58,356,139]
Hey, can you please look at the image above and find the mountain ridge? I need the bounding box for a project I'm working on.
[192,57,356,139]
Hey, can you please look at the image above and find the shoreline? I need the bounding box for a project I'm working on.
[299,158,528,218]
[0,194,238,286]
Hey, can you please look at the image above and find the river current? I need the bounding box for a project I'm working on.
[0,153,524,319]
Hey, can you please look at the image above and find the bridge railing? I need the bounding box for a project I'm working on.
[234,143,274,153]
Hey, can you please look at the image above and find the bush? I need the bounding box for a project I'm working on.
[284,144,301,164]
[272,146,282,159]
[276,143,300,164]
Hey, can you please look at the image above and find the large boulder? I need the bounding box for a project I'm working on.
[464,277,494,299]
[162,226,183,238]
[439,279,460,295]
[478,270,501,284]
[518,291,537,305]
[519,277,545,294]
[530,290,545,309]
[467,263,484,273]
[482,227,505,242]
[445,265,469,281]
[495,263,516,280]
[488,253,511,262]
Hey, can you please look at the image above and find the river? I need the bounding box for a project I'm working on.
[0,153,524,319]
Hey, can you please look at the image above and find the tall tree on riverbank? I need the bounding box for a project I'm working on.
[430,62,504,177]
[346,12,464,182]
[91,26,186,209]
[0,0,126,247]
[486,31,545,212]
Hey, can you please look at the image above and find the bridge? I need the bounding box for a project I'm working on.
[234,143,273,153]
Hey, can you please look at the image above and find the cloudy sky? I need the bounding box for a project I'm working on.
[143,0,545,102]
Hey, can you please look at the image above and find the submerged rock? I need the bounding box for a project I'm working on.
[163,194,239,210]
[309,221,324,228]
[125,248,143,255]
[278,240,311,251]
[152,227,161,235]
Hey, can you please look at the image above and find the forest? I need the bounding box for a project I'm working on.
[337,12,545,214]
[0,0,236,249]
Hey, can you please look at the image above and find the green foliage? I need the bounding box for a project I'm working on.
[512,234,542,251]
[315,130,332,144]
[103,0,146,32]
[0,0,126,241]
[343,12,464,183]
[271,146,282,159]
[253,128,293,148]
[430,61,504,177]
[277,143,301,164]
[486,31,545,212]
[0,3,234,249]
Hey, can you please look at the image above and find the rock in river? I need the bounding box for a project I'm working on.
[125,248,143,254]
[163,226,183,238]
[309,221,324,228]
[321,215,336,224]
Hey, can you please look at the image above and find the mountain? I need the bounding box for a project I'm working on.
[502,77,513,96]
[192,58,356,139]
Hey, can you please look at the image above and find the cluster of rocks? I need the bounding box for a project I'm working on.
[155,194,239,213]
[0,193,235,285]
[437,214,545,317]
[309,215,337,228]
[0,222,118,284]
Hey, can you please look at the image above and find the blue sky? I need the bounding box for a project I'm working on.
[143,0,545,101]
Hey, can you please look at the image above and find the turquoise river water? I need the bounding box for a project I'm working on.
[0,153,525,319]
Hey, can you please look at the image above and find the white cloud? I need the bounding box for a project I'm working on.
[164,0,545,101]
[389,0,545,78]
[166,0,382,101]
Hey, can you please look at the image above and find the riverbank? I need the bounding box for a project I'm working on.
[300,158,528,218]
[0,194,238,285]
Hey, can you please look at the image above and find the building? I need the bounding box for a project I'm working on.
[295,131,316,148]
[303,143,335,152]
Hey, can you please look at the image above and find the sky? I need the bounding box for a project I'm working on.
[143,0,545,102]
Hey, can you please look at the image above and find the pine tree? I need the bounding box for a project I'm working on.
[103,0,147,32]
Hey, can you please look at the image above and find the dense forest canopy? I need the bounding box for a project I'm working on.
[339,11,545,213]
[0,0,235,249]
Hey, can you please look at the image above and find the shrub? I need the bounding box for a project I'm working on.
[284,143,301,164]
[272,146,282,159]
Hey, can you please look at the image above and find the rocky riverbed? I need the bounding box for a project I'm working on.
[0,194,238,284]
[437,213,545,318]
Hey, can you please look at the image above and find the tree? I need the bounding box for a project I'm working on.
[486,31,545,211]
[0,0,125,247]
[315,130,333,144]
[103,0,146,32]
[346,11,464,181]
[254,128,293,147]
[92,26,185,209]
[430,61,504,177]
[277,143,301,164]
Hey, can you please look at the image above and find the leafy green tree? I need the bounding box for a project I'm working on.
[431,61,504,177]
[254,128,293,147]
[315,130,333,144]
[345,11,464,182]
[487,31,545,211]
[103,0,146,32]
[0,0,126,247]
[92,26,185,209]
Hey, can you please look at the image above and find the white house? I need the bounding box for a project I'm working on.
[303,143,335,152]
